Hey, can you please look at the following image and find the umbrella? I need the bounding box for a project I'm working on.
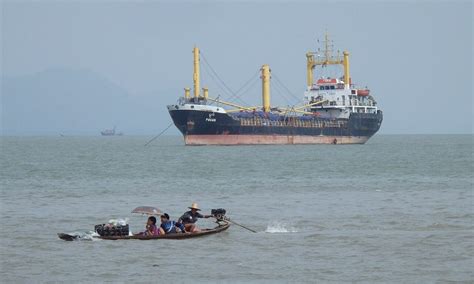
[131,206,163,216]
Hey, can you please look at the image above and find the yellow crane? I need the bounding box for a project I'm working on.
[185,46,329,115]
[306,32,350,89]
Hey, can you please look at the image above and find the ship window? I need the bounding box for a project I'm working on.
[320,86,324,90]
[351,90,356,94]
[191,105,194,109]
[330,86,335,90]
[325,86,330,90]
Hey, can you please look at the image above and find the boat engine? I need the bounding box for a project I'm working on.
[94,224,129,237]
[211,208,227,221]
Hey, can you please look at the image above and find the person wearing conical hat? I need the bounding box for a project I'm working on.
[177,203,213,233]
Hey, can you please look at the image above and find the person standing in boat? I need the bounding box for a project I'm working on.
[160,213,186,234]
[177,203,213,233]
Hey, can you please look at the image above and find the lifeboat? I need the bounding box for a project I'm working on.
[357,89,370,96]
[317,78,337,84]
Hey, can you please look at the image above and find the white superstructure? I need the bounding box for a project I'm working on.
[303,77,378,119]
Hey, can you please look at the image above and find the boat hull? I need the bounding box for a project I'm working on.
[168,108,383,145]
[57,222,230,241]
[100,222,230,240]
[185,134,368,145]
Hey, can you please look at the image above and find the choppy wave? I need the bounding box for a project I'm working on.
[265,222,298,233]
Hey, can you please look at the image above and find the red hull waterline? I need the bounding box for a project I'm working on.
[184,135,369,145]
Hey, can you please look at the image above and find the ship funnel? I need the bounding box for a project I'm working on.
[202,87,208,100]
[261,64,271,113]
[193,47,200,99]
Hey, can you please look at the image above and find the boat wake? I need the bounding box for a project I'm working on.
[61,231,101,241]
[265,222,298,233]
[81,231,101,240]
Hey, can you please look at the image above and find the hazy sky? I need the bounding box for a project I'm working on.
[1,0,473,134]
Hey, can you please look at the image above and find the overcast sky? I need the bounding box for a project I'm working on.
[1,0,472,134]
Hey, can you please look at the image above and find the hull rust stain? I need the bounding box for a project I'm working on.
[185,135,369,145]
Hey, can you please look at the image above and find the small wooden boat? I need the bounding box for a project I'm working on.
[102,221,230,240]
[58,207,232,241]
[58,221,230,241]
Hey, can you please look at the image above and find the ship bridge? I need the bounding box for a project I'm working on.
[304,78,378,119]
[303,33,378,119]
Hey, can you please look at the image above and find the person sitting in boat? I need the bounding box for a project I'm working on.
[136,216,163,236]
[160,213,186,234]
[177,203,213,233]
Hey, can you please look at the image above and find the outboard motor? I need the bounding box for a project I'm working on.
[211,208,227,221]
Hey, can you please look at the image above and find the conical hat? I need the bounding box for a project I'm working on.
[188,202,201,211]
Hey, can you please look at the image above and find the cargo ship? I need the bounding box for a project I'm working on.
[167,34,382,145]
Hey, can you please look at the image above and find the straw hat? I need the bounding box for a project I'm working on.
[188,203,201,211]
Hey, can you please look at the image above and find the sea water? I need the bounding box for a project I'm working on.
[0,135,472,282]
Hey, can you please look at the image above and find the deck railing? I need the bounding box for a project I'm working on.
[238,117,347,128]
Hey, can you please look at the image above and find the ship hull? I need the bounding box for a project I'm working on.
[185,134,369,145]
[168,108,382,145]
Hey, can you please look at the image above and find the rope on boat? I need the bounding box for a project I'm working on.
[201,52,264,107]
[201,57,241,104]
[271,79,294,106]
[201,52,248,106]
[200,51,302,113]
[227,68,260,103]
[272,72,301,103]
[144,122,174,146]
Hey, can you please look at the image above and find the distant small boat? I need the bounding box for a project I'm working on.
[101,126,123,136]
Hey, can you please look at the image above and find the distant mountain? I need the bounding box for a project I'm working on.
[1,68,175,135]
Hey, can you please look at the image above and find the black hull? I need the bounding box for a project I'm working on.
[100,223,230,240]
[58,222,230,241]
[168,109,383,145]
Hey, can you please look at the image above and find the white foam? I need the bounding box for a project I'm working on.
[265,222,298,233]
[67,230,101,241]
[89,231,101,241]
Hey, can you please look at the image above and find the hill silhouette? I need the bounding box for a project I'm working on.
[1,68,174,135]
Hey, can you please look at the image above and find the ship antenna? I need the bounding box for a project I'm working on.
[324,32,330,62]
[306,32,346,86]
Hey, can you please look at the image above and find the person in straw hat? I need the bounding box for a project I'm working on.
[177,203,213,233]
